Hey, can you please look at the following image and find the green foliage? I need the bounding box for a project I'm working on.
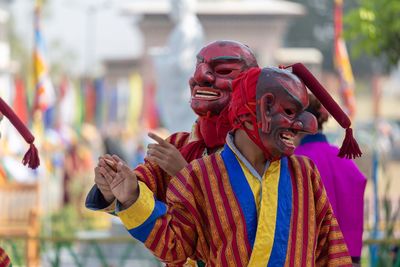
[285,0,335,71]
[344,0,400,68]
[42,205,98,238]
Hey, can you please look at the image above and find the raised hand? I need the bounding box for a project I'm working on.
[147,132,189,176]
[98,155,139,210]
[94,155,115,203]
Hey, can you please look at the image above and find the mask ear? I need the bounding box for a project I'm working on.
[260,93,274,133]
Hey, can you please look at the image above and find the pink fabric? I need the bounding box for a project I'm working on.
[295,134,366,257]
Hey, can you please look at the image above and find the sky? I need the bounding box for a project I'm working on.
[9,0,143,76]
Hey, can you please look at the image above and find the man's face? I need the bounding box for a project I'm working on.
[190,41,256,117]
[256,68,317,159]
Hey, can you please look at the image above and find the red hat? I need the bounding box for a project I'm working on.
[0,97,40,169]
[283,63,362,159]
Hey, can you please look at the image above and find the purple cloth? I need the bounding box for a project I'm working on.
[295,133,367,257]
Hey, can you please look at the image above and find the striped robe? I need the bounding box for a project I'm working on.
[117,144,352,266]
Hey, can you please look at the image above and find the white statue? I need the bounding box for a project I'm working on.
[150,0,204,132]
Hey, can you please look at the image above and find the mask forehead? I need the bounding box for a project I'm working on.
[191,41,257,117]
[256,67,308,109]
[253,67,316,159]
[197,41,254,64]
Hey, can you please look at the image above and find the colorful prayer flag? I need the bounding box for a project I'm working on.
[126,72,143,131]
[84,79,96,124]
[143,81,159,130]
[13,77,29,124]
[334,0,356,118]
[94,78,106,128]
[33,0,55,113]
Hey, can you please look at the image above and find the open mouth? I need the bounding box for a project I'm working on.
[279,131,296,148]
[192,86,222,101]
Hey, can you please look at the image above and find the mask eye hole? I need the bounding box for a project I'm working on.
[284,108,295,117]
[215,69,232,75]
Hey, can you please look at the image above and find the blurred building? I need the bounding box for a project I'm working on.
[102,58,140,88]
[110,0,311,132]
[121,0,306,66]
[275,47,323,78]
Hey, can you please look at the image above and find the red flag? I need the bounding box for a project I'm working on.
[84,79,96,124]
[142,81,159,130]
[33,0,55,113]
[13,77,29,124]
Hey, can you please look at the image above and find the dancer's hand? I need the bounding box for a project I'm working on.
[94,155,115,203]
[99,155,139,210]
[147,132,188,176]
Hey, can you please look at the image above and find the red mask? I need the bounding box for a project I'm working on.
[190,40,257,117]
[230,67,317,161]
[256,68,317,160]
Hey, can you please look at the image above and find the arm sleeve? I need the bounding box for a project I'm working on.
[84,159,171,214]
[117,168,200,266]
[85,185,117,214]
[311,163,353,267]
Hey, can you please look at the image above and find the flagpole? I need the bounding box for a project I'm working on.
[32,1,40,114]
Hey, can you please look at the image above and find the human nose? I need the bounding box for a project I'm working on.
[194,63,215,85]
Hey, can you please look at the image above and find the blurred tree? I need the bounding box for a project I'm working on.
[284,0,383,76]
[284,0,335,71]
[344,0,400,70]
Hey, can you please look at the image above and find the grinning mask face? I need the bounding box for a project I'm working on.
[255,67,317,159]
[190,40,257,117]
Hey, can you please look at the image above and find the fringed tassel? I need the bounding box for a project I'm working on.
[338,128,362,159]
[22,143,40,169]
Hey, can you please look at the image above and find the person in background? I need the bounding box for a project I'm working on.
[295,94,367,265]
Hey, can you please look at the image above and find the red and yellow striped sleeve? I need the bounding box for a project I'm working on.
[118,165,201,266]
[310,161,352,266]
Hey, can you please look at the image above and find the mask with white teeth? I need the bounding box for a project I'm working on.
[255,67,317,160]
[229,67,317,161]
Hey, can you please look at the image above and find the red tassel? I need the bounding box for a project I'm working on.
[1,97,40,168]
[22,143,40,169]
[338,128,362,159]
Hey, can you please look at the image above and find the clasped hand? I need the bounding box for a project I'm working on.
[95,154,139,210]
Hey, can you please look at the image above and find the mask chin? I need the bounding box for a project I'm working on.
[191,95,231,117]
